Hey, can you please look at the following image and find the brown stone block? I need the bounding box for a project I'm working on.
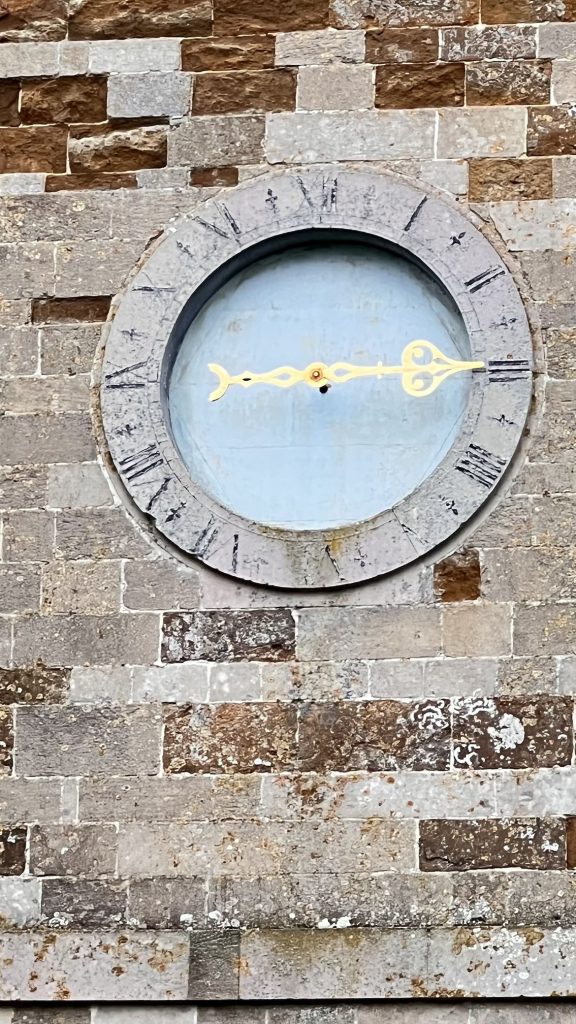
[215,0,329,33]
[466,60,551,105]
[190,166,239,186]
[69,0,211,40]
[375,63,464,109]
[452,695,573,769]
[0,126,67,173]
[0,708,12,775]
[469,158,553,201]
[46,172,138,191]
[366,28,438,64]
[182,35,275,72]
[41,878,128,928]
[163,703,298,774]
[528,106,576,156]
[0,667,69,705]
[162,610,296,663]
[32,296,111,323]
[434,551,481,603]
[21,76,107,125]
[0,0,68,42]
[331,0,478,28]
[69,124,167,173]
[567,818,576,868]
[0,81,20,127]
[298,700,450,771]
[193,70,296,116]
[0,827,26,875]
[482,0,576,21]
[420,818,566,871]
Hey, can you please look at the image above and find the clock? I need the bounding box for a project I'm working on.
[100,169,533,589]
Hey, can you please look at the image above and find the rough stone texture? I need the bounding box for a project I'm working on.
[0,126,68,173]
[366,28,438,63]
[214,0,329,33]
[434,551,481,602]
[69,126,167,174]
[69,0,212,40]
[375,63,464,108]
[452,696,573,769]
[469,158,553,201]
[441,25,537,60]
[298,65,374,111]
[528,106,576,156]
[108,73,191,119]
[21,76,108,125]
[0,0,68,42]
[277,29,365,65]
[330,0,478,28]
[162,610,295,662]
[467,60,551,105]
[169,116,265,168]
[419,818,566,871]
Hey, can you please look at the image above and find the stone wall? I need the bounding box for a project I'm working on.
[1,0,576,1010]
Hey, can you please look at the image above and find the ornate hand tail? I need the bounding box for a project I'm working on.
[208,364,231,402]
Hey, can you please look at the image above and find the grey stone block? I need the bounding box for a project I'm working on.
[0,193,111,242]
[0,42,59,77]
[189,929,240,999]
[0,414,96,466]
[0,566,41,614]
[0,327,38,376]
[0,878,41,926]
[0,779,63,824]
[55,509,149,560]
[88,39,182,73]
[123,560,200,611]
[540,23,576,58]
[297,65,374,110]
[80,776,215,823]
[93,1010,198,1024]
[129,877,207,929]
[13,613,160,667]
[54,239,144,297]
[108,73,192,118]
[443,604,512,658]
[266,110,435,162]
[30,824,118,878]
[42,560,121,615]
[0,173,45,195]
[0,931,189,999]
[276,29,365,65]
[168,116,265,168]
[297,607,441,660]
[0,243,54,299]
[16,705,162,775]
[41,878,127,928]
[3,510,54,562]
[41,324,101,376]
[0,377,90,415]
[437,107,526,158]
[46,463,113,509]
[370,658,499,699]
[69,666,133,704]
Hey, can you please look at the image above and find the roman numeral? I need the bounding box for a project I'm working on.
[488,359,531,383]
[194,202,241,242]
[119,444,164,482]
[465,267,506,293]
[296,175,338,214]
[456,444,506,489]
[403,196,427,232]
[104,361,147,390]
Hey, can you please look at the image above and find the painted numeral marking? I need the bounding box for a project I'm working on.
[403,195,427,232]
[488,359,530,383]
[194,202,241,242]
[104,361,147,390]
[465,267,506,293]
[296,175,338,214]
[119,444,164,482]
[456,444,506,489]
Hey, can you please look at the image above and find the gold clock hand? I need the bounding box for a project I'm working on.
[208,340,485,401]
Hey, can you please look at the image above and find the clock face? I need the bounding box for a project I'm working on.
[101,169,533,588]
[168,238,477,530]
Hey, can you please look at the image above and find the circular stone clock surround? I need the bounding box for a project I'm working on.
[100,169,533,589]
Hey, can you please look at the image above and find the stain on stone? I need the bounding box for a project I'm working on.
[0,665,70,704]
[0,827,27,875]
[452,695,573,769]
[164,702,298,773]
[32,296,112,324]
[162,610,296,662]
[420,818,566,871]
[433,550,481,602]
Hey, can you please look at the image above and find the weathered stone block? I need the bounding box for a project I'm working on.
[194,69,296,115]
[42,561,121,615]
[41,878,127,928]
[0,565,41,613]
[540,23,576,58]
[370,658,498,699]
[21,76,107,124]
[437,107,526,159]
[189,930,240,999]
[297,700,450,771]
[0,172,45,195]
[33,295,111,323]
[184,35,275,72]
[215,0,328,33]
[70,0,211,39]
[528,106,576,156]
[0,42,59,78]
[55,239,144,297]
[0,80,21,126]
[266,111,436,162]
[366,28,438,63]
[483,0,576,19]
[55,508,148,559]
[467,60,551,105]
[0,708,13,775]
[0,931,190,999]
[118,819,417,877]
[298,65,373,110]
[128,877,207,929]
[162,610,295,663]
[261,661,367,701]
[209,663,261,702]
[123,560,200,611]
[0,779,62,824]
[375,63,464,108]
[79,775,248,822]
[0,828,26,875]
[46,171,138,192]
[434,550,481,603]
[46,464,112,510]
[16,705,162,775]
[0,243,55,299]
[297,607,441,660]
[452,695,572,769]
[483,549,576,602]
[88,39,182,73]
[469,158,552,201]
[443,604,512,658]
[69,666,133,704]
[69,125,167,174]
[30,824,117,878]
[163,703,298,773]
[0,126,67,173]
[420,818,566,871]
[0,327,38,376]
[14,612,160,667]
[0,0,67,42]
[515,604,576,656]
[497,656,558,697]
[441,25,536,60]
[330,0,477,27]
[108,73,192,119]
[3,510,54,562]
[0,878,40,927]
[0,666,69,705]
[41,324,101,375]
[277,29,364,65]
[169,115,265,168]
[0,466,46,510]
